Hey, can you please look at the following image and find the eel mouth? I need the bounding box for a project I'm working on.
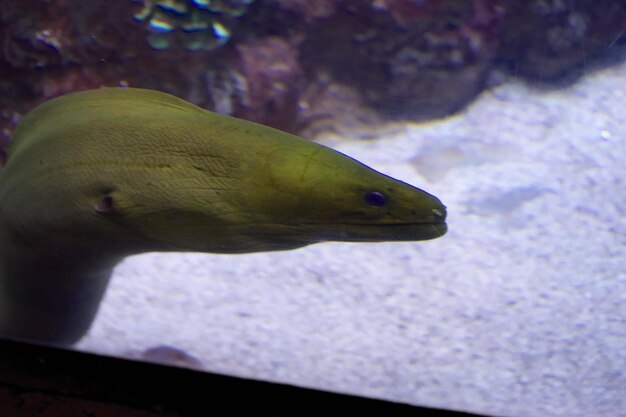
[241,209,448,246]
[308,207,448,242]
[335,221,447,242]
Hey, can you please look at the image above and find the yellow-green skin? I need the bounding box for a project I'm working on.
[0,87,446,345]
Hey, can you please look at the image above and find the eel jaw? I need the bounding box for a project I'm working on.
[329,221,447,242]
[303,208,448,243]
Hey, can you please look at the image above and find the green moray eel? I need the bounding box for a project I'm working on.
[0,87,446,345]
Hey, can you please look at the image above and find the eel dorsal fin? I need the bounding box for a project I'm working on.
[8,87,207,158]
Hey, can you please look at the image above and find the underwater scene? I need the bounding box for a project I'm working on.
[0,1,624,416]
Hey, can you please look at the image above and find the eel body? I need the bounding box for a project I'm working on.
[0,87,446,345]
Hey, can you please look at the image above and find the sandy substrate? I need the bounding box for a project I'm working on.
[78,59,625,417]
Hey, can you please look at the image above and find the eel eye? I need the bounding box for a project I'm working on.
[96,195,114,213]
[364,191,386,207]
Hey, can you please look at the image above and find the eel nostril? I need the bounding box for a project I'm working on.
[432,207,447,221]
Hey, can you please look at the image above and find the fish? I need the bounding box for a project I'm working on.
[0,87,446,345]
